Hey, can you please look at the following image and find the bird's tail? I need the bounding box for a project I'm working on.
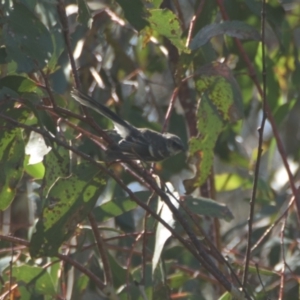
[71,89,130,131]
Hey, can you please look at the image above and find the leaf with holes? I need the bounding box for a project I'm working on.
[29,162,107,258]
[147,9,188,53]
[184,63,243,193]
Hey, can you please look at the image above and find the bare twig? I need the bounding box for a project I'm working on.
[40,70,57,108]
[126,232,143,300]
[279,214,287,300]
[186,0,205,47]
[242,0,268,287]
[251,196,295,252]
[56,0,81,89]
[88,214,113,285]
[162,86,179,133]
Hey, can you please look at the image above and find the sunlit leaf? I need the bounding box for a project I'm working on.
[215,173,249,191]
[0,75,38,94]
[93,191,152,223]
[147,9,187,53]
[0,129,25,210]
[195,62,244,122]
[184,63,243,193]
[12,265,57,296]
[24,156,45,179]
[41,146,70,199]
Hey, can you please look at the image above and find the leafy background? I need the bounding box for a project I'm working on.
[1,0,300,299]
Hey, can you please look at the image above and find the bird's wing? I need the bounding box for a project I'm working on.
[118,139,147,153]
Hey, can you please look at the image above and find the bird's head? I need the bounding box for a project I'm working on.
[164,133,185,156]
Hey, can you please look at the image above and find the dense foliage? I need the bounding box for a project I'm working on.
[1,0,300,299]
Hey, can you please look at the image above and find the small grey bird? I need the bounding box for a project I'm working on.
[71,89,185,162]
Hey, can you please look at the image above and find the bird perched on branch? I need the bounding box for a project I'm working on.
[71,89,185,162]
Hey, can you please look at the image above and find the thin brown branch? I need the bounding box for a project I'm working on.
[88,214,113,285]
[40,70,57,108]
[251,196,294,253]
[186,0,206,47]
[162,86,179,133]
[279,214,287,300]
[242,0,268,286]
[56,0,81,89]
[126,232,143,297]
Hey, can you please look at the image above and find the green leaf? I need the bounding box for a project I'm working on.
[24,156,45,179]
[218,291,232,300]
[195,62,244,122]
[190,20,260,50]
[0,112,27,210]
[93,191,151,223]
[116,0,149,31]
[168,272,190,289]
[108,251,128,288]
[184,94,224,193]
[0,75,38,94]
[3,3,53,73]
[29,162,107,258]
[47,25,65,73]
[151,0,163,8]
[42,146,70,199]
[147,9,188,53]
[184,63,243,192]
[273,99,297,126]
[12,265,57,296]
[0,92,32,210]
[77,0,92,26]
[215,173,249,191]
[183,196,234,221]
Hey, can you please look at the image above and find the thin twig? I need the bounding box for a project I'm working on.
[56,0,81,89]
[126,232,143,300]
[242,0,268,287]
[255,263,268,299]
[279,214,287,300]
[185,0,205,47]
[40,70,57,108]
[251,196,294,253]
[162,87,179,133]
[88,213,113,285]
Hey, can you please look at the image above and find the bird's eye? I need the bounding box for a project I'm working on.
[171,140,179,148]
[168,139,183,151]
